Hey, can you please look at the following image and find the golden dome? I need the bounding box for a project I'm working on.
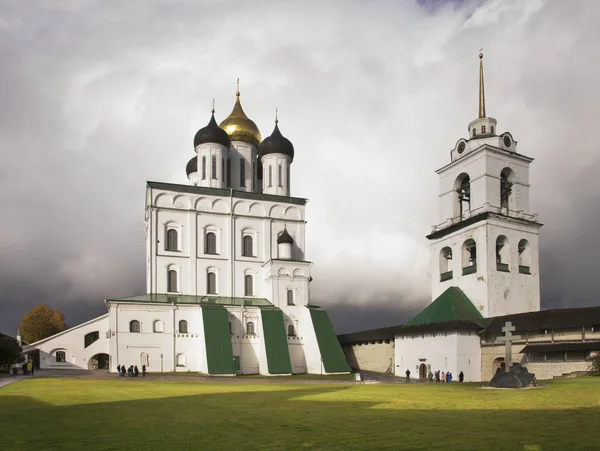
[219,89,262,147]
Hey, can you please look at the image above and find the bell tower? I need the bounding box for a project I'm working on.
[426,53,542,318]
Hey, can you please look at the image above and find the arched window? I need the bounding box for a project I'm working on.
[242,235,253,257]
[472,128,476,137]
[211,155,217,179]
[288,325,296,336]
[179,320,188,334]
[240,159,246,187]
[500,168,515,211]
[244,274,254,296]
[130,320,141,333]
[153,320,163,333]
[222,157,225,184]
[84,331,100,348]
[166,229,178,251]
[496,236,510,272]
[278,164,283,187]
[287,289,294,305]
[518,239,531,274]
[140,352,149,366]
[205,232,217,254]
[268,166,273,187]
[226,158,231,188]
[55,351,66,362]
[252,161,256,191]
[246,321,255,335]
[491,125,495,135]
[454,174,471,219]
[462,239,477,275]
[439,247,453,281]
[168,269,178,293]
[482,125,486,134]
[202,156,206,180]
[177,354,186,367]
[207,271,216,294]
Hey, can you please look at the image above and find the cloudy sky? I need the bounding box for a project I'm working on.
[1,0,599,336]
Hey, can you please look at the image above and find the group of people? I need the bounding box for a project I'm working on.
[404,368,465,383]
[12,361,35,376]
[427,370,464,383]
[116,364,146,377]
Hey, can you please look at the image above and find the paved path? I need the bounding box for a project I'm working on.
[0,376,30,389]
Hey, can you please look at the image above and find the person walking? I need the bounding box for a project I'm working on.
[30,363,34,376]
[459,371,464,383]
[142,364,146,377]
[441,371,445,383]
[428,371,433,383]
[134,365,139,377]
[405,369,411,383]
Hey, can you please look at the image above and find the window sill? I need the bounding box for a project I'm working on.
[497,263,510,272]
[440,271,453,282]
[519,266,531,275]
[462,264,477,276]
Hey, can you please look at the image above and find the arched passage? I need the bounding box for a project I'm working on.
[89,353,110,370]
[492,357,504,375]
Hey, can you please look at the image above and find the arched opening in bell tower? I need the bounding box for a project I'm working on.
[518,239,531,274]
[496,236,510,272]
[461,239,477,275]
[500,168,515,211]
[454,174,471,219]
[439,247,453,281]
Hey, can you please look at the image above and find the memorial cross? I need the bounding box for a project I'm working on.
[495,321,521,372]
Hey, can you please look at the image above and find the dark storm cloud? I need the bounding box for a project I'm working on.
[1,0,600,336]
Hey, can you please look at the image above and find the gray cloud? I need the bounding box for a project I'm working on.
[1,0,600,335]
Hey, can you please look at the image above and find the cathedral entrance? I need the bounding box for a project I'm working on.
[89,353,110,370]
[419,363,427,379]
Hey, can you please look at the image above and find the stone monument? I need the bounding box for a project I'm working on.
[489,321,536,388]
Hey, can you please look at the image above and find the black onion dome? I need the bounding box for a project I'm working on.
[277,227,294,245]
[194,113,231,148]
[186,156,197,177]
[259,123,294,161]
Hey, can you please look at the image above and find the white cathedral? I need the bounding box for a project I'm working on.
[22,86,351,376]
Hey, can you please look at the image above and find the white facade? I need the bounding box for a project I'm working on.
[395,332,481,382]
[22,315,110,370]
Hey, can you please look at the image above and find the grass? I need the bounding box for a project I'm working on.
[1,377,599,451]
[144,371,356,380]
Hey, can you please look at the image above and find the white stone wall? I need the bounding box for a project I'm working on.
[342,342,394,373]
[395,331,482,382]
[23,314,110,370]
[147,185,307,304]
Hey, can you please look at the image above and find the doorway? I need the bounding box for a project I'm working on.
[419,363,427,379]
[89,353,110,370]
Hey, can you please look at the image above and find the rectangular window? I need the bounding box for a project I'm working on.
[222,157,225,184]
[226,158,231,188]
[252,161,256,191]
[201,156,206,180]
[278,164,282,187]
[240,159,246,187]
[211,155,217,180]
[268,166,272,187]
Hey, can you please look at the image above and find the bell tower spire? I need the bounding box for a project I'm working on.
[479,51,486,118]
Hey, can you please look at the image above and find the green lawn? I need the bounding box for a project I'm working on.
[1,377,599,451]
[145,371,355,380]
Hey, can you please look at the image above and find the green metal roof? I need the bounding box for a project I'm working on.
[260,308,292,374]
[108,293,273,307]
[200,305,235,375]
[406,287,486,327]
[307,305,351,373]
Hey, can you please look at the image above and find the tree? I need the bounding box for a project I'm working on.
[589,352,600,375]
[19,305,67,344]
[0,336,23,369]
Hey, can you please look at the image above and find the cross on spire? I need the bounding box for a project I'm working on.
[495,321,521,372]
[479,50,486,118]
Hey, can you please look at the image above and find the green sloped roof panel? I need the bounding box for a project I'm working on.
[406,287,485,327]
[200,305,235,375]
[307,305,351,373]
[260,308,292,374]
